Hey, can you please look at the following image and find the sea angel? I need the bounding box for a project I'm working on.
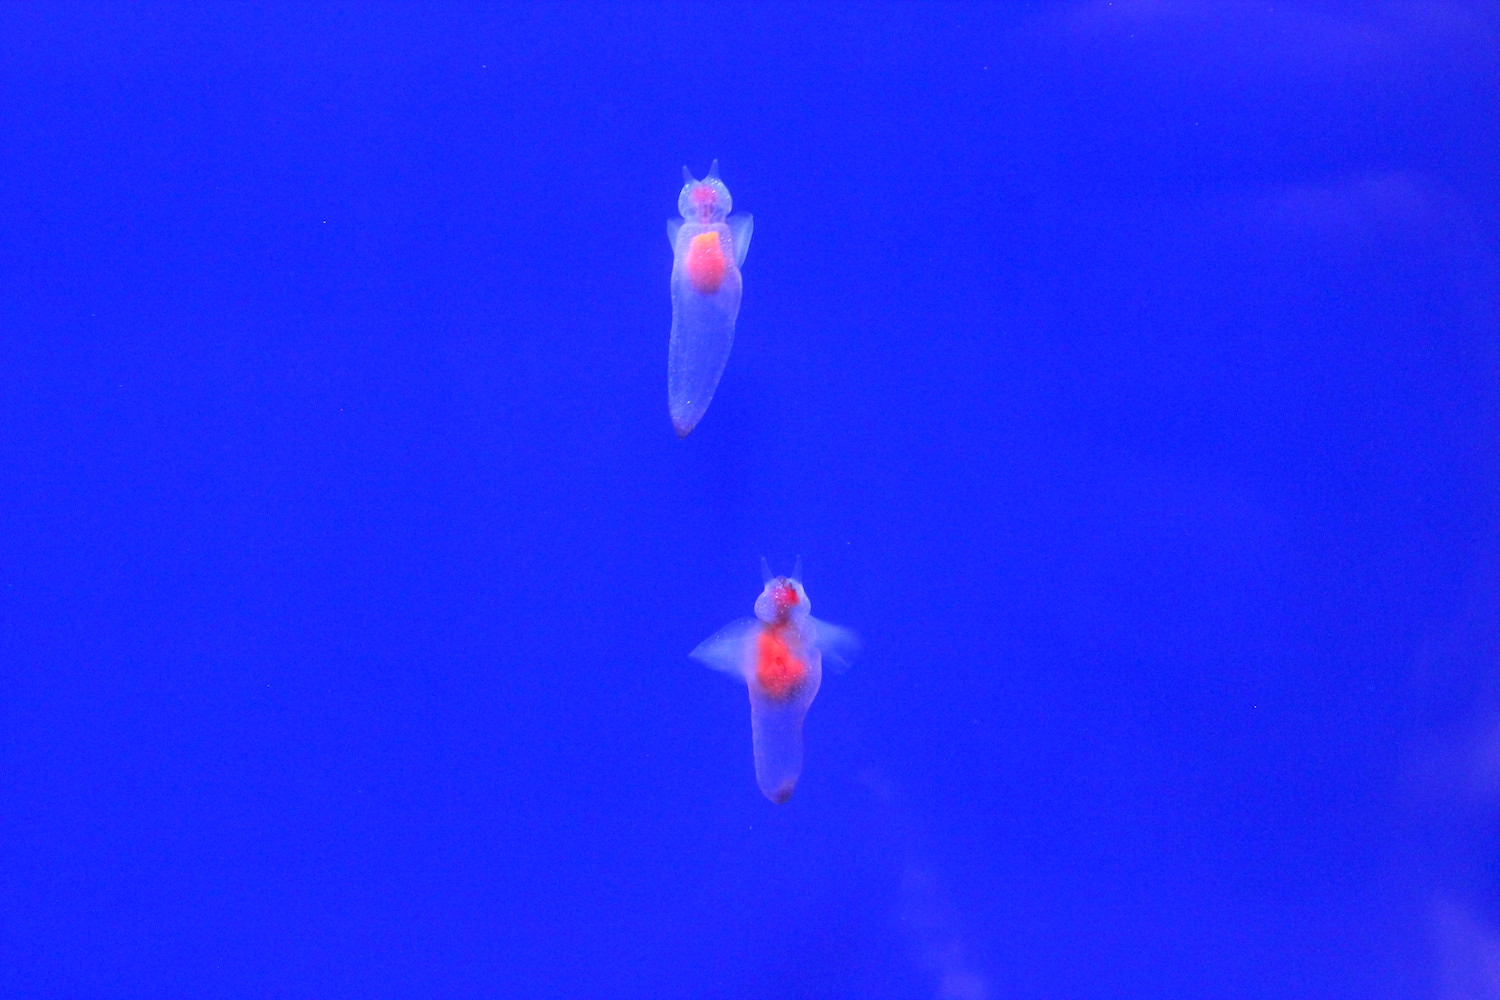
[667,160,752,437]
[691,562,856,803]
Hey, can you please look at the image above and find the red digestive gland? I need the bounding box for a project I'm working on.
[756,625,806,701]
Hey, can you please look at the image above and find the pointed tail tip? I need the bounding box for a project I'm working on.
[670,400,708,438]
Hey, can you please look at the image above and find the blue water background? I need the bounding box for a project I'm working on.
[2,6,1498,997]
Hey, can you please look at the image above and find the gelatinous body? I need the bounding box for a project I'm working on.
[667,160,752,437]
[690,564,856,803]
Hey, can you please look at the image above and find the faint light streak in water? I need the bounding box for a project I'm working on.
[1431,707,1500,999]
[899,862,993,1000]
[861,769,994,1000]
[1410,565,1500,998]
[1434,899,1500,1000]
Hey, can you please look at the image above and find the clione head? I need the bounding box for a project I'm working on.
[755,575,810,625]
[678,160,731,223]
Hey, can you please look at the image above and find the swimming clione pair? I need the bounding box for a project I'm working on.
[667,162,856,804]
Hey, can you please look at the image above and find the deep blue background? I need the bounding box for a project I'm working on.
[2,5,1498,998]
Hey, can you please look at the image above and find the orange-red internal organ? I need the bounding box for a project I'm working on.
[686,232,728,294]
[771,583,797,615]
[756,626,806,701]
